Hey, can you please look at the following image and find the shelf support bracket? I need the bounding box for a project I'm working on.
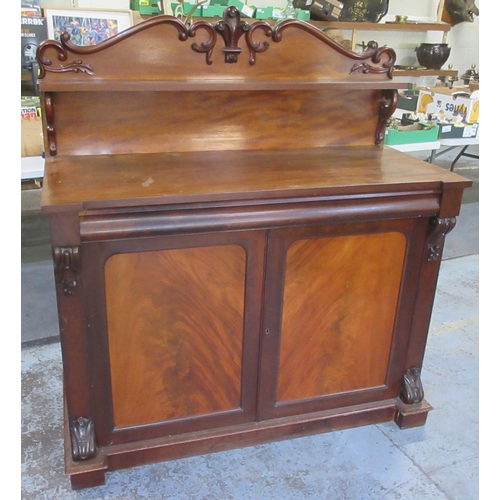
[53,246,81,296]
[376,89,398,145]
[427,217,456,261]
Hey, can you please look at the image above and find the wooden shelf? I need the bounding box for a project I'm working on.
[38,78,407,92]
[173,18,452,33]
[310,21,452,32]
[394,69,458,78]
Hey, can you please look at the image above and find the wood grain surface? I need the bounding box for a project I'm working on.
[37,19,397,89]
[41,146,471,212]
[105,244,246,427]
[277,231,407,401]
[49,89,379,157]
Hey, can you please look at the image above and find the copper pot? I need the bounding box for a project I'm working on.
[415,43,451,70]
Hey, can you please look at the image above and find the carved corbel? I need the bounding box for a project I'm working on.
[53,246,80,296]
[427,217,456,261]
[375,89,398,145]
[400,367,424,404]
[70,417,96,461]
[43,93,57,156]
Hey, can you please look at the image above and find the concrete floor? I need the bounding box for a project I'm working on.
[21,147,479,498]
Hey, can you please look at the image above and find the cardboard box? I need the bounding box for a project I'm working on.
[227,0,255,17]
[438,122,479,140]
[255,6,274,18]
[308,0,344,21]
[172,2,206,16]
[202,4,226,16]
[416,86,479,123]
[296,9,311,20]
[21,16,47,74]
[21,96,44,158]
[384,122,439,146]
[397,93,419,112]
[130,0,162,15]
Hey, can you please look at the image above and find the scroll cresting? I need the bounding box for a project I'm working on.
[36,7,396,74]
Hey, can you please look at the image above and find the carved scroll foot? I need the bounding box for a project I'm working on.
[400,367,424,404]
[70,417,96,461]
[394,367,432,428]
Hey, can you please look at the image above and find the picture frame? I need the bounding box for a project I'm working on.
[44,8,133,46]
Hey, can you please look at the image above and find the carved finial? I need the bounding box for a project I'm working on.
[215,6,250,63]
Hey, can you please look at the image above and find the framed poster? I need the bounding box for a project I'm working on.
[44,8,133,45]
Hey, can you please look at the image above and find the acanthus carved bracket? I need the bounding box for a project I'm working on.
[400,367,424,404]
[43,92,57,156]
[427,217,457,261]
[376,89,398,145]
[53,246,81,296]
[36,7,395,74]
[70,417,96,461]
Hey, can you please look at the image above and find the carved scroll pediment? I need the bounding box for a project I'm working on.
[37,6,395,78]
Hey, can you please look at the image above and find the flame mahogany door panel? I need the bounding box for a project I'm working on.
[82,230,266,445]
[258,218,428,420]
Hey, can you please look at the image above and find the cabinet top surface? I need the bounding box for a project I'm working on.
[41,146,471,212]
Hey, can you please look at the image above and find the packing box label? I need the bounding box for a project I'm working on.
[417,88,479,123]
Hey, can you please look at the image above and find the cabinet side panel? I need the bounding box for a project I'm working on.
[277,231,406,402]
[105,245,246,427]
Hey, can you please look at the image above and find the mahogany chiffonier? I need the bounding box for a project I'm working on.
[36,7,472,489]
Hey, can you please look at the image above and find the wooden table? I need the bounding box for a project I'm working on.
[36,8,472,489]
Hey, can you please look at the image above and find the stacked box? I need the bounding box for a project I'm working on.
[416,87,479,124]
[21,96,44,157]
[438,123,479,140]
[384,122,439,146]
[298,0,343,21]
[202,4,226,16]
[296,9,311,20]
[255,6,274,18]
[130,0,162,15]
[172,1,206,16]
[227,0,255,17]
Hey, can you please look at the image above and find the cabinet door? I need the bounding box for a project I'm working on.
[258,218,427,420]
[82,230,265,445]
